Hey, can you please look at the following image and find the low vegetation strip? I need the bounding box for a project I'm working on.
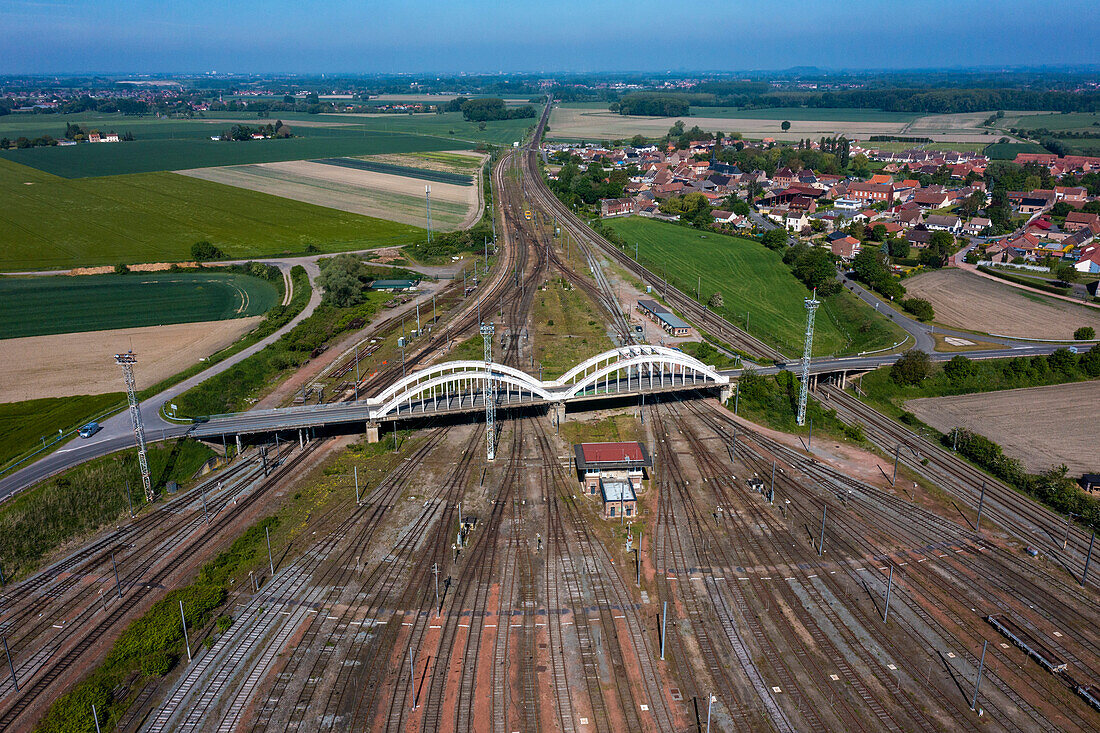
[976,265,1072,297]
[174,289,395,417]
[315,156,474,185]
[0,439,214,580]
[37,514,278,733]
[0,272,278,340]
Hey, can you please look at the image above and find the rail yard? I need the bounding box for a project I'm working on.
[1,98,1098,733]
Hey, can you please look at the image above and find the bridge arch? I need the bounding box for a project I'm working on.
[566,353,727,399]
[369,359,545,407]
[375,369,555,419]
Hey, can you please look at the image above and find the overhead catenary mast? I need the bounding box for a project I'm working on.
[115,352,153,502]
[796,289,820,427]
[425,184,432,243]
[480,322,496,460]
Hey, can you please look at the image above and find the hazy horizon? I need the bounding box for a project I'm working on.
[2,0,1098,76]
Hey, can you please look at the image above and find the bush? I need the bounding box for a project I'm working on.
[890,349,932,385]
[943,355,976,384]
[901,297,935,322]
[1075,326,1096,341]
[191,240,226,261]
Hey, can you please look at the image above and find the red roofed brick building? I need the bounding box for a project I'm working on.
[573,441,652,496]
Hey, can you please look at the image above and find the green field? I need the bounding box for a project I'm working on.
[1004,112,1100,131]
[984,141,1049,159]
[0,393,125,472]
[604,217,904,357]
[0,110,529,178]
[0,158,427,270]
[0,272,279,339]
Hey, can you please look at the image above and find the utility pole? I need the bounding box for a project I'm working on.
[115,352,153,503]
[818,504,827,555]
[796,290,820,426]
[891,444,900,487]
[660,600,667,660]
[266,526,274,575]
[883,566,893,622]
[1083,531,1096,586]
[354,344,360,403]
[433,563,440,616]
[111,551,122,598]
[3,636,18,692]
[974,480,987,530]
[180,601,191,663]
[425,185,432,242]
[92,704,101,733]
[481,322,496,461]
[354,465,360,505]
[409,647,417,710]
[970,640,988,711]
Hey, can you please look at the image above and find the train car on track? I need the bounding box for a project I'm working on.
[987,614,1068,673]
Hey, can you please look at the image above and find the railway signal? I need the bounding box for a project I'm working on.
[883,566,893,622]
[660,601,668,660]
[818,504,827,555]
[1083,531,1096,586]
[266,526,274,575]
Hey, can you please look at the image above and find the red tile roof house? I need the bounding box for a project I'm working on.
[912,187,952,209]
[600,198,636,217]
[772,167,798,188]
[1075,243,1100,274]
[846,181,897,203]
[830,236,862,261]
[1065,212,1100,233]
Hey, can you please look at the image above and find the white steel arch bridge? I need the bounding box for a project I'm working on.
[189,345,730,439]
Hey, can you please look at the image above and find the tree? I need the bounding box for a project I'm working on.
[191,240,225,261]
[781,120,791,131]
[1047,347,1078,375]
[891,349,933,386]
[902,297,935,322]
[1081,344,1100,377]
[887,238,910,258]
[113,263,130,275]
[707,292,724,309]
[943,355,975,384]
[630,134,648,147]
[1054,263,1078,283]
[761,228,788,250]
[316,254,369,307]
[1074,326,1096,341]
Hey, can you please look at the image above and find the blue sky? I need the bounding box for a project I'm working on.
[1,0,1097,74]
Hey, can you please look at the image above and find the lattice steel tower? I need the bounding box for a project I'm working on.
[796,290,820,427]
[116,352,153,502]
[480,322,496,460]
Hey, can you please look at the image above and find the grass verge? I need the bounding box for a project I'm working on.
[0,439,214,581]
[534,276,613,378]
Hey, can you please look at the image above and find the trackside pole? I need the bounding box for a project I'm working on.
[180,601,191,662]
[354,466,360,505]
[976,481,986,531]
[970,640,987,711]
[92,704,101,733]
[734,382,739,415]
[706,693,713,733]
[410,647,417,709]
[433,563,440,616]
[891,444,900,486]
[818,505,827,555]
[660,601,667,660]
[770,462,776,504]
[112,551,122,598]
[1083,531,1096,586]
[200,483,209,524]
[4,636,18,691]
[266,526,274,575]
[883,566,893,622]
[125,481,133,517]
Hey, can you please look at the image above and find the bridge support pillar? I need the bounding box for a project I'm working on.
[719,384,732,404]
[365,422,380,444]
[841,370,847,390]
[236,434,242,458]
[551,401,566,426]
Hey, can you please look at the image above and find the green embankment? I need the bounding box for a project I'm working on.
[0,159,426,270]
[0,439,215,580]
[0,394,124,470]
[603,217,903,357]
[0,272,278,339]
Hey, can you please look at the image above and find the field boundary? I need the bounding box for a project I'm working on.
[314,157,474,185]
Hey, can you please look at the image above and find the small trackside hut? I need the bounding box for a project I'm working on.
[573,441,652,520]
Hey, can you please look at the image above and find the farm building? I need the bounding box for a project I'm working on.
[368,279,419,291]
[573,442,650,519]
[637,299,691,336]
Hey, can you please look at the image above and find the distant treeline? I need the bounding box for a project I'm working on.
[443,97,537,122]
[612,88,1100,116]
[868,135,933,143]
